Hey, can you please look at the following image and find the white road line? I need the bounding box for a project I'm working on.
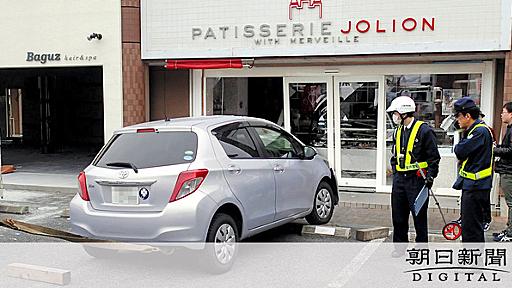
[327,238,385,288]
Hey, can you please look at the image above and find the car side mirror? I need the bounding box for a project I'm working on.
[303,146,317,159]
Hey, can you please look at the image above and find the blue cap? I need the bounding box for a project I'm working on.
[453,97,479,115]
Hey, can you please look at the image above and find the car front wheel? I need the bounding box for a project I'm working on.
[306,181,334,225]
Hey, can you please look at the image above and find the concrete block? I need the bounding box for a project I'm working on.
[7,263,71,285]
[301,225,351,238]
[356,227,390,241]
[0,204,29,214]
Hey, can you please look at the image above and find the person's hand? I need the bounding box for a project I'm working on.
[425,176,434,189]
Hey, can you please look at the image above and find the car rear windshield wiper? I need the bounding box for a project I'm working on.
[106,162,139,173]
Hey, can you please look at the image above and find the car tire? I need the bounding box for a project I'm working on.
[306,181,335,225]
[203,213,239,274]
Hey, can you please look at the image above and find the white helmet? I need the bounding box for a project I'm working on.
[386,96,416,114]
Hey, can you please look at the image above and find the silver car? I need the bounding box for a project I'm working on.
[70,116,338,267]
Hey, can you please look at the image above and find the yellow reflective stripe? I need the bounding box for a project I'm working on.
[459,123,494,180]
[395,121,429,172]
[459,166,493,180]
[396,124,402,164]
[405,120,423,166]
[398,162,428,171]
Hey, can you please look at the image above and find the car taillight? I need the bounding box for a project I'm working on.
[78,171,90,201]
[170,169,208,202]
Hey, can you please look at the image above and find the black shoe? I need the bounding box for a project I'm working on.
[483,222,491,232]
[499,235,512,242]
[493,230,507,241]
[492,229,507,237]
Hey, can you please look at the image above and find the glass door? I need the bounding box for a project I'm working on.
[284,77,334,166]
[334,77,382,188]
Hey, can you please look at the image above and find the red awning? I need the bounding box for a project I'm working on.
[165,59,244,70]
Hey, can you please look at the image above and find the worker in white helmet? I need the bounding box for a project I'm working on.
[387,96,441,249]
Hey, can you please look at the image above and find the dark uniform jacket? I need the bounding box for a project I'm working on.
[495,124,512,175]
[391,119,441,179]
[453,120,494,191]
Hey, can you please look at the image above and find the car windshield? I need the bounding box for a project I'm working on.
[94,131,198,169]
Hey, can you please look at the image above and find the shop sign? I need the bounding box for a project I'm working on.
[141,0,511,59]
[191,1,435,46]
[26,52,98,64]
[191,16,434,46]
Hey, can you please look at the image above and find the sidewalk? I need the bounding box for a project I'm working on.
[1,173,77,193]
[329,200,508,242]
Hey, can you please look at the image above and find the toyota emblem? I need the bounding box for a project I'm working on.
[118,170,129,179]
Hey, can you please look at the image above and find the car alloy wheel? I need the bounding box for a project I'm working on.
[214,223,237,265]
[306,181,335,225]
[315,188,332,219]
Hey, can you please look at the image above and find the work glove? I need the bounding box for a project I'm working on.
[425,176,434,189]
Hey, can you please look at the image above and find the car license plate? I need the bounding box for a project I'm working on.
[111,187,139,205]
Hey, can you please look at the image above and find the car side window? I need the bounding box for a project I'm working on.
[213,125,259,159]
[253,127,302,159]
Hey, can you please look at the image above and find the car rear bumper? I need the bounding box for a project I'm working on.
[70,191,217,242]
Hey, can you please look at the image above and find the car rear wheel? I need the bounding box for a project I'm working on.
[306,181,334,225]
[82,245,119,259]
[203,213,239,274]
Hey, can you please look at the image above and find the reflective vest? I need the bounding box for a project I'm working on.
[459,124,494,180]
[395,121,428,172]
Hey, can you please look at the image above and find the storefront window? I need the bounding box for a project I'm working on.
[205,77,284,125]
[385,73,482,185]
[288,83,328,156]
[339,81,379,179]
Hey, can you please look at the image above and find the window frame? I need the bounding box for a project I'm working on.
[92,131,199,169]
[212,121,264,160]
[248,124,305,160]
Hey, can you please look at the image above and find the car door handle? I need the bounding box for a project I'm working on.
[273,165,284,173]
[227,165,242,174]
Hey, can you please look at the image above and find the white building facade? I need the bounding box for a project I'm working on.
[0,0,123,150]
[141,0,512,196]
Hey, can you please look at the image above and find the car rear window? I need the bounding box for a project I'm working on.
[94,131,198,169]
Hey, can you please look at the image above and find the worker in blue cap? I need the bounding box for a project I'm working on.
[452,97,494,242]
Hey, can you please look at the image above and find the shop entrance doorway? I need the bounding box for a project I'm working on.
[0,67,104,174]
[284,76,383,190]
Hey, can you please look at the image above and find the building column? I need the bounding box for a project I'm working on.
[122,0,146,126]
[504,52,512,103]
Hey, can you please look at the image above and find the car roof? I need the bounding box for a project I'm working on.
[116,115,276,133]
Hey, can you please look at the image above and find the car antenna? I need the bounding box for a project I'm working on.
[163,70,171,122]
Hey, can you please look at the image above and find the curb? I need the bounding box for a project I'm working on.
[340,201,464,214]
[3,184,76,194]
[356,227,390,241]
[301,225,351,239]
[0,204,29,214]
[7,263,71,285]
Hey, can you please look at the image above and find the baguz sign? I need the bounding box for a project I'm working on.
[26,52,61,64]
[26,52,98,64]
